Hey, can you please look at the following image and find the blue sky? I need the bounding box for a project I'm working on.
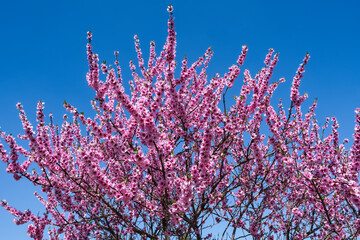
[0,0,359,238]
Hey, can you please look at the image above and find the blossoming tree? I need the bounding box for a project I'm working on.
[1,5,360,240]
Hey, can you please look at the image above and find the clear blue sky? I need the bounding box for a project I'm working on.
[0,0,359,238]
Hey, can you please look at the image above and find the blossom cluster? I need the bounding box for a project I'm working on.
[1,5,359,240]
